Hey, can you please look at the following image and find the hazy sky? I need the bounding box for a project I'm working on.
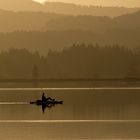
[34,0,140,7]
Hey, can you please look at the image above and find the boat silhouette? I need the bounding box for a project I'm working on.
[30,99,63,105]
[30,99,63,113]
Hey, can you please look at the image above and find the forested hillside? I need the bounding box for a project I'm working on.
[0,45,139,79]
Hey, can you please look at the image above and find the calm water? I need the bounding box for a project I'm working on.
[0,82,140,140]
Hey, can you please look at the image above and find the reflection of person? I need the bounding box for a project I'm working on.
[42,93,53,102]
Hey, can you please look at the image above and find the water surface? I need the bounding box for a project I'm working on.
[0,83,140,140]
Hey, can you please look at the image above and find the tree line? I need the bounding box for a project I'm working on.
[0,44,140,79]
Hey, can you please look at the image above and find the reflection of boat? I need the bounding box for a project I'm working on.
[30,100,63,106]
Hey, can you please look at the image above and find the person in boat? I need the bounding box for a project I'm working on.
[42,93,53,102]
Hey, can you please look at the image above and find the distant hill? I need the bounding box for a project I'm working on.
[0,1,139,33]
[114,10,140,29]
[0,10,112,32]
[1,8,139,33]
[44,10,140,33]
[0,10,64,32]
[0,29,139,55]
[0,10,139,54]
[43,2,139,17]
[44,15,112,33]
[0,0,139,17]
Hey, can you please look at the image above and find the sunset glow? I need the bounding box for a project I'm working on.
[33,0,140,7]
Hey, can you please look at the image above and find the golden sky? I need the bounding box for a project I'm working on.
[34,0,140,7]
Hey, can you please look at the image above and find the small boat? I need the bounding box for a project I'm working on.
[30,99,63,106]
[30,94,63,113]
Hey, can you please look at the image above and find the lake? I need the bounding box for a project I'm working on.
[0,81,140,140]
